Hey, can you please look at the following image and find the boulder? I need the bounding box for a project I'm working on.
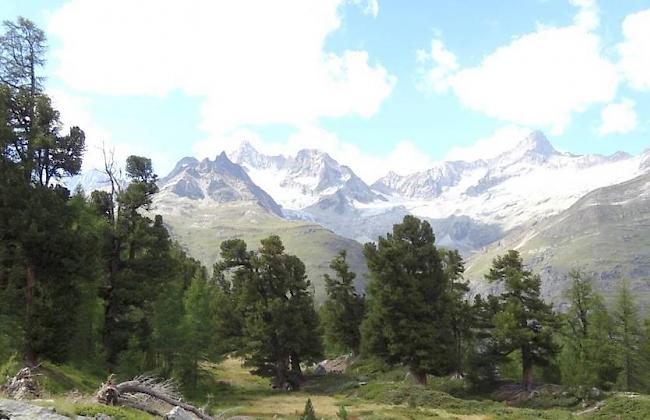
[165,406,195,420]
[0,399,69,419]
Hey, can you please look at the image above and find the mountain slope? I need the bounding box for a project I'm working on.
[376,131,645,233]
[223,133,646,252]
[465,171,650,309]
[159,152,283,216]
[153,154,368,299]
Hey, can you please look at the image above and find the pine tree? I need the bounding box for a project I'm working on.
[217,236,322,389]
[360,215,454,385]
[0,18,90,364]
[179,269,220,389]
[441,249,473,375]
[485,250,559,391]
[321,251,365,355]
[465,294,503,387]
[301,398,316,420]
[97,154,171,366]
[559,270,619,388]
[612,280,644,391]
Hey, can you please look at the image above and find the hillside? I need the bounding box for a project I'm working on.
[151,197,367,300]
[465,171,650,309]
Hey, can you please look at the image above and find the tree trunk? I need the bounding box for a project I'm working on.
[290,352,302,391]
[412,370,427,386]
[521,347,534,392]
[98,379,213,420]
[274,358,288,390]
[25,263,37,365]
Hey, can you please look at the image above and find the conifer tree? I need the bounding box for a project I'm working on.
[321,251,365,355]
[441,249,473,375]
[559,270,618,388]
[179,269,220,389]
[485,250,559,391]
[301,398,316,420]
[0,18,90,364]
[612,280,644,391]
[360,215,453,385]
[465,294,503,387]
[217,236,322,389]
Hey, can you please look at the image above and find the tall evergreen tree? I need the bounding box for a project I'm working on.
[215,236,322,389]
[94,154,178,366]
[178,269,220,389]
[441,249,473,375]
[0,18,89,364]
[465,294,503,387]
[485,250,559,391]
[559,270,618,388]
[360,215,453,385]
[321,251,365,355]
[612,280,644,391]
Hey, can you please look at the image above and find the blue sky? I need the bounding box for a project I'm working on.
[1,0,649,181]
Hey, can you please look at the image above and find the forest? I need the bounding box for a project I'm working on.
[2,17,650,420]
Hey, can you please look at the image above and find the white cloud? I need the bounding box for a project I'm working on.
[618,8,650,91]
[351,0,379,18]
[48,0,395,138]
[445,126,533,162]
[598,99,638,136]
[192,125,433,183]
[417,40,459,93]
[418,0,618,134]
[570,0,599,31]
[49,89,175,174]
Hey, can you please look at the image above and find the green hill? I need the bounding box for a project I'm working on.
[466,172,650,310]
[153,198,368,301]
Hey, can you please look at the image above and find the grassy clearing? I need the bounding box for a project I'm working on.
[13,355,650,418]
[197,357,577,419]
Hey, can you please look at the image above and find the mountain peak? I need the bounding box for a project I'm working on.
[517,130,557,156]
[216,150,230,162]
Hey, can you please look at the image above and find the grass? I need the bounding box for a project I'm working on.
[39,399,155,420]
[38,361,104,395]
[586,394,650,420]
[7,355,650,419]
[190,357,579,419]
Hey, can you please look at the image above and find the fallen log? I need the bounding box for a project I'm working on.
[96,375,213,420]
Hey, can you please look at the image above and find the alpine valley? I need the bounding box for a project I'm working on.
[71,130,650,304]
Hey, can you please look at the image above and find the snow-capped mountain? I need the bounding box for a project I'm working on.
[66,168,112,193]
[219,132,647,248]
[227,141,383,211]
[70,131,650,255]
[374,131,647,234]
[157,152,282,216]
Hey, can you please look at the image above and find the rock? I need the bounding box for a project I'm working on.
[165,406,194,420]
[4,367,40,399]
[589,387,603,399]
[314,364,327,376]
[0,399,69,419]
[313,354,350,375]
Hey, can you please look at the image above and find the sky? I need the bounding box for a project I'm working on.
[1,0,649,182]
